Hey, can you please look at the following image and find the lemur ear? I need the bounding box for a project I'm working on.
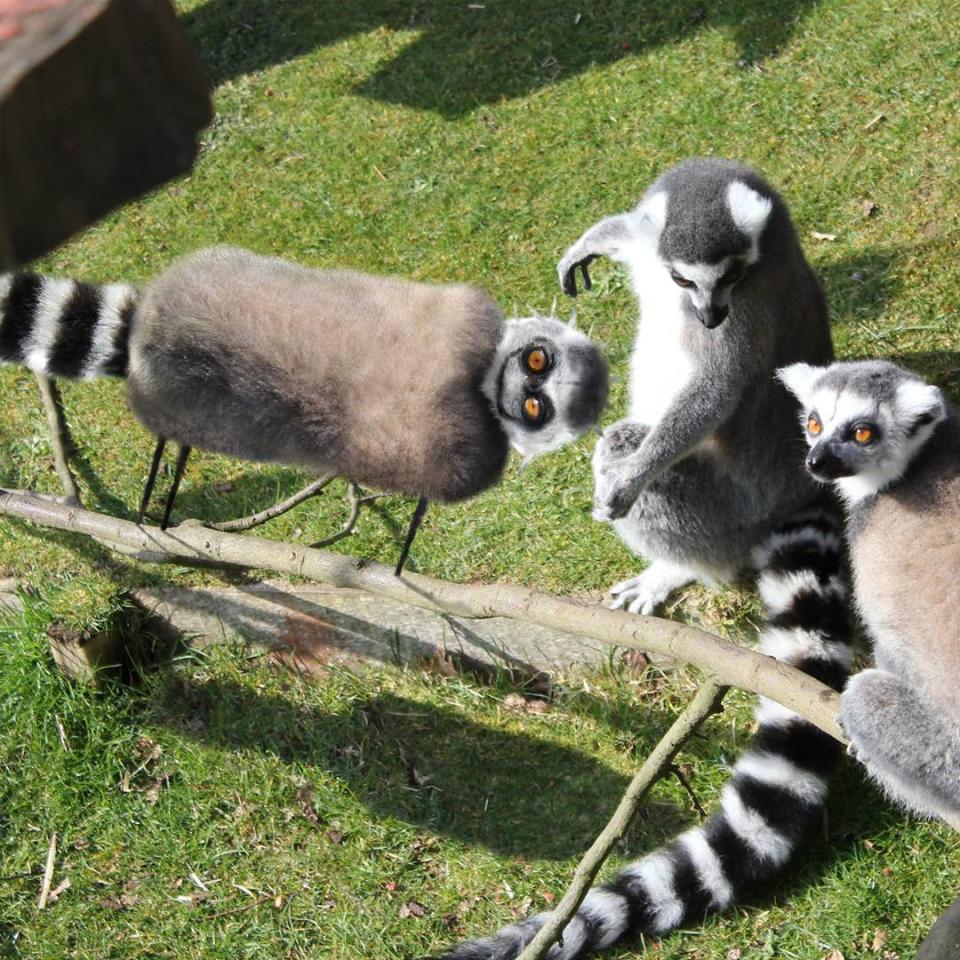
[634,191,667,234]
[727,181,773,241]
[896,379,947,435]
[777,363,824,408]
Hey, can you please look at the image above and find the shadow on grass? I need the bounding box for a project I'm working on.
[153,673,696,860]
[878,351,960,392]
[816,247,904,329]
[182,0,824,116]
[147,665,887,923]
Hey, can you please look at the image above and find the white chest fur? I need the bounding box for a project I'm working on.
[627,261,693,427]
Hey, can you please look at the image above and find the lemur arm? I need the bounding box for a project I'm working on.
[557,214,634,297]
[595,370,746,520]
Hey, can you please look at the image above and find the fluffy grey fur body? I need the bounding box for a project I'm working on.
[0,247,608,506]
[780,359,960,827]
[560,158,833,613]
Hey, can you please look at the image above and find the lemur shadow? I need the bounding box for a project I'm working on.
[814,248,904,328]
[181,0,822,116]
[151,672,698,860]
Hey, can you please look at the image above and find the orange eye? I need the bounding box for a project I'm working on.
[807,415,822,436]
[526,348,547,373]
[524,396,542,421]
[854,426,873,444]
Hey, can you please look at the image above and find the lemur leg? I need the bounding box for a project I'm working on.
[841,668,960,827]
[138,437,167,524]
[160,445,191,531]
[608,559,698,615]
[556,214,633,297]
[394,496,429,576]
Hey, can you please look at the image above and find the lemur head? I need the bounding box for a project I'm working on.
[483,314,609,459]
[778,360,948,503]
[632,159,775,329]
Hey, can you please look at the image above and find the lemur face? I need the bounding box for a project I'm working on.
[484,316,608,459]
[664,256,749,330]
[647,180,772,330]
[778,360,947,502]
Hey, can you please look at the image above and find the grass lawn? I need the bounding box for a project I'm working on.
[2,0,960,957]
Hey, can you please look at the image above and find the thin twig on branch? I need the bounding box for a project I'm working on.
[34,375,81,506]
[0,488,844,742]
[310,482,381,548]
[516,681,728,960]
[205,474,335,532]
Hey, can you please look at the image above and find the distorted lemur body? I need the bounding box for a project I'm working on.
[0,248,608,544]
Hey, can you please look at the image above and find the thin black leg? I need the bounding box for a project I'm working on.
[138,437,167,524]
[394,496,429,576]
[160,445,191,531]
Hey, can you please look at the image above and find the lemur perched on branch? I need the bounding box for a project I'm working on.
[0,246,609,572]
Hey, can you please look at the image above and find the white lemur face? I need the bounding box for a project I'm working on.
[483,315,609,459]
[778,360,947,502]
[645,180,772,329]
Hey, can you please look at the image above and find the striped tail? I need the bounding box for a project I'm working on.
[0,271,138,379]
[434,502,852,960]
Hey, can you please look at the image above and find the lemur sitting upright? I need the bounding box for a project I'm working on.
[781,358,960,828]
[0,247,608,571]
[433,161,852,960]
[561,157,835,614]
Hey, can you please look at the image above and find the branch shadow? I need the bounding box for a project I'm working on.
[181,0,825,117]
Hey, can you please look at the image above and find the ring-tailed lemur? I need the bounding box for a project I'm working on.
[0,248,608,570]
[780,359,960,829]
[433,161,853,959]
[561,158,834,614]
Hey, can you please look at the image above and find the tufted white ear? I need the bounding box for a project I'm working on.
[896,379,947,427]
[727,181,773,241]
[777,363,825,408]
[635,191,668,234]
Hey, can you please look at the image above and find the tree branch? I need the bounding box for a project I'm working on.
[309,482,381,548]
[0,487,844,742]
[516,681,728,960]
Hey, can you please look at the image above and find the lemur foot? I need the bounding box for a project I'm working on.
[592,420,649,522]
[608,561,695,616]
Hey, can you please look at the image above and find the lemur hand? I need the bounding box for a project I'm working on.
[558,253,599,297]
[592,420,650,521]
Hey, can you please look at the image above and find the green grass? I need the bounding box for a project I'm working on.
[2,0,960,956]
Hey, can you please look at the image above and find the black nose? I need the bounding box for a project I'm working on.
[806,444,854,480]
[698,304,728,329]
